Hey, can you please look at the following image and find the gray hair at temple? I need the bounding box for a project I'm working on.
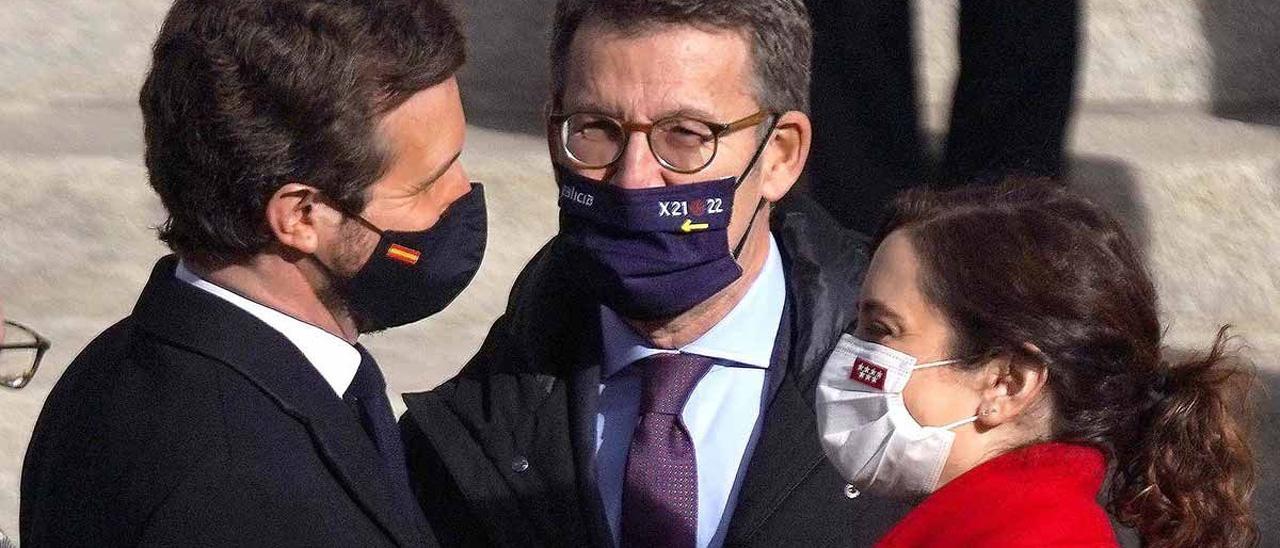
[549,0,813,114]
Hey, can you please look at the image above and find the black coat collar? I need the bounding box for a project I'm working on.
[770,195,871,397]
[517,194,871,542]
[401,194,870,546]
[132,256,429,547]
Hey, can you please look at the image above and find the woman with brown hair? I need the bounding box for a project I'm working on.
[816,182,1258,547]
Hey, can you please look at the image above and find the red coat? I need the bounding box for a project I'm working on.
[876,442,1117,547]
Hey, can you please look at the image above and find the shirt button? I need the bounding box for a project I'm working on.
[511,456,530,473]
[844,484,860,499]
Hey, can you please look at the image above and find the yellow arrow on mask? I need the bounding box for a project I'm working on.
[681,219,710,233]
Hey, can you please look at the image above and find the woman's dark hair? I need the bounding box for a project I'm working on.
[879,181,1258,547]
[141,0,465,264]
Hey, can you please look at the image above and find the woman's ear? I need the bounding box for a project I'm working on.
[974,349,1050,428]
[757,110,812,203]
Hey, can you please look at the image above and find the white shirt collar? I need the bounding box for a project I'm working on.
[174,261,361,396]
[600,234,786,377]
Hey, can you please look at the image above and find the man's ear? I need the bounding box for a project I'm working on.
[758,110,812,203]
[974,350,1050,428]
[265,183,328,255]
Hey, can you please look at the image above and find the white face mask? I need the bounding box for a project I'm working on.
[815,334,977,502]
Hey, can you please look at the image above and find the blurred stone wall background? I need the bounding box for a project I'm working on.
[1,0,1276,543]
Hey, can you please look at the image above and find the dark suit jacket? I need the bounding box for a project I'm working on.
[400,197,912,547]
[21,256,436,547]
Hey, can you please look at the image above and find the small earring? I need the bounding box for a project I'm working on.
[981,407,998,416]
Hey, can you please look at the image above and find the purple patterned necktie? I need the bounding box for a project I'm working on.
[621,352,715,548]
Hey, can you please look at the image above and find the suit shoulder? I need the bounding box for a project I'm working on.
[31,315,236,446]
[45,316,233,411]
[22,317,236,545]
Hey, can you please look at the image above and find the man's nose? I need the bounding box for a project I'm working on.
[443,163,472,204]
[609,130,665,190]
[427,161,472,224]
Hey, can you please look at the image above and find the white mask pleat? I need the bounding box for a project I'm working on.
[815,334,979,502]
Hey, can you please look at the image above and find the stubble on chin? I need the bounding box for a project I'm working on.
[318,218,380,333]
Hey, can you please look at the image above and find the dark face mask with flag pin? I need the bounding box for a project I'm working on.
[554,120,776,321]
[335,182,487,332]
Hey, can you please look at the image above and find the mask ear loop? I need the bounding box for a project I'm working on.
[731,114,781,259]
[913,357,966,370]
[939,415,979,431]
[345,210,389,239]
[908,358,981,431]
[308,188,390,240]
[307,194,393,283]
[915,345,1004,371]
[916,348,1004,431]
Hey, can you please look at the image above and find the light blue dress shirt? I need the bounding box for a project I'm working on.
[595,234,786,548]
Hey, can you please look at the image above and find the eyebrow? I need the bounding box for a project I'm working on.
[414,150,462,193]
[560,103,723,123]
[861,299,906,325]
[654,106,722,122]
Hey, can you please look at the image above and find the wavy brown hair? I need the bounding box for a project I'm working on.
[878,182,1258,547]
[141,0,465,264]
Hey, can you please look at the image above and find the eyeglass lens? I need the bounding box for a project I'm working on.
[1,322,42,388]
[562,114,718,172]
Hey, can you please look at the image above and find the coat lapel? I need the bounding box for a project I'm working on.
[518,245,615,546]
[724,209,869,543]
[723,372,831,544]
[531,293,611,547]
[566,355,613,547]
[722,294,831,544]
[133,256,426,547]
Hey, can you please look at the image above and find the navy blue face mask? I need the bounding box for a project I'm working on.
[340,183,487,332]
[555,126,773,321]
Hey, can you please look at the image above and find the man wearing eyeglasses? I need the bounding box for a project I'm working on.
[400,0,907,546]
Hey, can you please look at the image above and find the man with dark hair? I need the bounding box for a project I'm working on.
[21,1,479,546]
[400,0,907,546]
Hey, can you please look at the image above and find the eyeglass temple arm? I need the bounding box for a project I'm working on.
[713,111,774,135]
[1,342,48,351]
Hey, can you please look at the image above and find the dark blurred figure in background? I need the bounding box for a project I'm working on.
[805,0,1078,234]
